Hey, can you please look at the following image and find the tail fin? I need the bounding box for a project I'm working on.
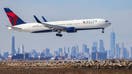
[4,8,25,26]
[42,16,48,22]
[33,15,42,23]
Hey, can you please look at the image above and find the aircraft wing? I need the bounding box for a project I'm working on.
[41,22,67,31]
[33,15,69,32]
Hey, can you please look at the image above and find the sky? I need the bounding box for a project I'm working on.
[0,0,132,53]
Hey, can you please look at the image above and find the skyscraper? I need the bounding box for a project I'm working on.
[131,47,132,59]
[92,42,98,52]
[22,44,25,54]
[110,32,116,58]
[115,43,121,59]
[121,43,129,59]
[11,36,16,55]
[98,39,107,60]
[91,42,98,60]
[71,46,79,59]
[99,39,105,52]
[82,44,89,59]
[45,48,51,57]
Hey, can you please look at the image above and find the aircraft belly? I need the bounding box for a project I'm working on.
[23,26,50,32]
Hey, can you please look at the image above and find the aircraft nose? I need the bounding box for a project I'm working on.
[105,20,111,25]
[108,22,111,25]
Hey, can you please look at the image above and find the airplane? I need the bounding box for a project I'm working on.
[4,8,111,37]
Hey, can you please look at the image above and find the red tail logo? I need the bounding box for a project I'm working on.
[4,8,25,26]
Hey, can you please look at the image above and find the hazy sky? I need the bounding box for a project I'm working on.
[0,0,132,53]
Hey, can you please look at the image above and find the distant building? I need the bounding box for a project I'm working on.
[11,36,16,55]
[92,42,98,52]
[130,47,132,59]
[44,48,52,59]
[91,42,98,60]
[54,49,59,58]
[58,48,63,57]
[121,43,129,59]
[110,32,116,59]
[71,46,79,59]
[3,52,9,59]
[31,49,39,60]
[12,54,24,60]
[63,47,68,58]
[97,51,107,60]
[82,44,89,59]
[115,43,121,59]
[17,48,20,54]
[99,39,105,52]
[22,44,25,55]
[45,48,50,57]
[25,53,30,60]
[98,39,107,60]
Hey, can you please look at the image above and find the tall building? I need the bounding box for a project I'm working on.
[3,52,9,59]
[63,47,68,58]
[98,39,107,60]
[17,48,20,54]
[130,47,132,59]
[21,44,25,60]
[71,46,79,59]
[91,42,98,60]
[11,36,16,55]
[31,49,38,59]
[97,52,107,60]
[115,43,120,59]
[110,32,116,58]
[82,44,89,59]
[99,39,105,52]
[92,42,98,52]
[22,44,25,54]
[121,43,129,59]
[58,48,63,57]
[45,48,51,58]
[54,49,59,58]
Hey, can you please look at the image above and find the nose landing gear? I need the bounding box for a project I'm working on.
[102,28,104,33]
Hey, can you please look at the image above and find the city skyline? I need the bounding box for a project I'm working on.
[0,31,132,61]
[0,31,131,53]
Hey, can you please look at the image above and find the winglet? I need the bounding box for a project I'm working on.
[33,15,42,23]
[42,16,48,22]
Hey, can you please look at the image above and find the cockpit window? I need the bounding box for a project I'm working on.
[105,20,109,22]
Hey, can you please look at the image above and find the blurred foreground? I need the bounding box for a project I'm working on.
[0,60,132,74]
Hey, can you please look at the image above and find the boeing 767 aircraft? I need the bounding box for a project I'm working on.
[4,8,111,37]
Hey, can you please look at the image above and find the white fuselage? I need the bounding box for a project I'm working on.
[10,19,111,33]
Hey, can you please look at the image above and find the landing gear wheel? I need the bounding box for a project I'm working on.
[56,33,63,37]
[102,28,104,33]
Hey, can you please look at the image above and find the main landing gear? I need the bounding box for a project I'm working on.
[56,30,63,37]
[56,33,63,37]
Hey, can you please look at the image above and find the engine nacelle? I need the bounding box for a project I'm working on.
[66,27,77,33]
